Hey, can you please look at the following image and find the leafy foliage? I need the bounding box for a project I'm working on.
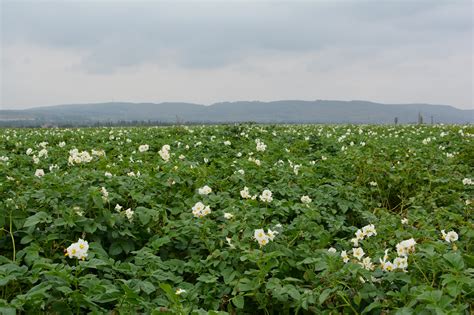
[0,124,473,314]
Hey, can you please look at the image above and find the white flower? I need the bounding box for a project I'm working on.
[441,230,458,243]
[32,156,40,164]
[159,145,170,162]
[352,247,365,260]
[341,250,349,263]
[175,288,186,295]
[360,257,374,270]
[462,178,473,185]
[138,144,149,152]
[198,185,212,195]
[35,169,45,177]
[328,247,337,253]
[224,140,231,146]
[362,224,377,237]
[355,229,365,240]
[73,206,83,217]
[301,195,312,204]
[350,238,359,247]
[225,237,235,248]
[179,154,185,160]
[256,139,267,152]
[125,208,134,222]
[237,169,245,175]
[321,156,327,161]
[115,204,123,212]
[49,164,59,172]
[101,187,109,202]
[369,181,378,187]
[267,229,278,241]
[26,148,33,155]
[254,229,270,246]
[381,261,395,272]
[401,218,409,224]
[393,257,408,271]
[223,212,234,219]
[240,187,251,199]
[58,141,66,148]
[396,238,417,257]
[259,189,273,203]
[105,172,113,178]
[192,202,211,218]
[65,238,89,260]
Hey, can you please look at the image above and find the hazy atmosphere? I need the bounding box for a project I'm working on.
[1,0,472,110]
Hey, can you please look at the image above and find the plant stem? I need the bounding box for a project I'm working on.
[9,211,16,262]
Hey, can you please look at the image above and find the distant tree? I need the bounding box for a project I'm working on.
[394,117,398,125]
[418,112,424,124]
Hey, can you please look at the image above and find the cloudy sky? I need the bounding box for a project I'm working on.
[1,0,472,109]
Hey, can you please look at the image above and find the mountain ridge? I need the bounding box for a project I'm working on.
[1,100,472,126]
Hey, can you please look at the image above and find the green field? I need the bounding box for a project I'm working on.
[0,124,473,314]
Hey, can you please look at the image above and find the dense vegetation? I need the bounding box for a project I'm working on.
[0,124,472,314]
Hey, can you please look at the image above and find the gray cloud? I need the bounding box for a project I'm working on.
[3,1,471,72]
[1,0,472,108]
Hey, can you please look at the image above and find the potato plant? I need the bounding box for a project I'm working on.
[0,124,473,314]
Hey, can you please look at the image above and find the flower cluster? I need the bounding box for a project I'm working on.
[198,185,212,195]
[254,228,277,247]
[68,149,93,165]
[101,187,109,202]
[255,139,267,152]
[396,238,417,257]
[240,186,252,199]
[65,238,89,260]
[301,195,312,204]
[138,144,149,152]
[462,178,473,185]
[159,145,171,162]
[259,189,273,203]
[441,230,458,243]
[192,202,211,218]
[351,224,377,246]
[35,169,45,177]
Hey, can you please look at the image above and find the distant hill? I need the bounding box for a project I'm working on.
[1,100,472,126]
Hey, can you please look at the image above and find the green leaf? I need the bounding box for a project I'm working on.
[197,274,217,284]
[362,301,382,314]
[319,288,333,305]
[233,295,244,309]
[23,211,51,228]
[136,206,152,225]
[443,252,464,270]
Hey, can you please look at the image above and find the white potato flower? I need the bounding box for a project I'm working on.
[301,195,312,204]
[138,144,149,152]
[396,238,417,257]
[125,208,134,222]
[198,185,212,195]
[240,187,251,199]
[441,230,458,243]
[259,189,273,203]
[352,247,365,260]
[223,212,234,219]
[35,169,45,177]
[65,238,89,260]
[341,250,349,263]
[462,178,473,185]
[192,202,211,218]
[175,288,186,295]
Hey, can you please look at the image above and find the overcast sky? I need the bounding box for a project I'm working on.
[1,0,472,110]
